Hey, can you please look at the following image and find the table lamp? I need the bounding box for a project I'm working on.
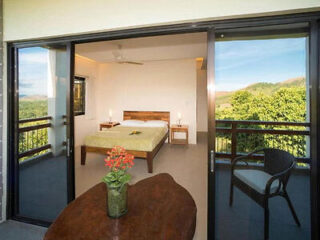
[177,112,182,127]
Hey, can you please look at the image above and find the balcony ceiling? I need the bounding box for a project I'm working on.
[75,32,207,63]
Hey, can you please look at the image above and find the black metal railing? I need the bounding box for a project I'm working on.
[18,116,52,160]
[215,120,310,164]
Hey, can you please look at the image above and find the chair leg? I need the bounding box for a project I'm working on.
[264,199,269,240]
[283,191,301,227]
[229,180,234,206]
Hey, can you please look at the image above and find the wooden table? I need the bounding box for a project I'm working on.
[44,174,196,240]
[170,124,189,144]
[99,122,120,130]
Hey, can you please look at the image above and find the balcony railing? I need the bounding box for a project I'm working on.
[18,117,310,164]
[18,116,52,160]
[215,120,310,164]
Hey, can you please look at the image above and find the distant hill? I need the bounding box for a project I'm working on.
[20,95,47,101]
[216,77,305,107]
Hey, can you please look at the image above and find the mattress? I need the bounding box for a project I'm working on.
[84,125,168,152]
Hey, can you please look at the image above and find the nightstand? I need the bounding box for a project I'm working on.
[100,122,120,130]
[170,125,188,145]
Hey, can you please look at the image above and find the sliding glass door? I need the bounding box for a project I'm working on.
[9,43,74,224]
[208,24,314,240]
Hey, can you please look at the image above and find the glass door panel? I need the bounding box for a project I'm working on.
[16,45,71,223]
[213,27,311,240]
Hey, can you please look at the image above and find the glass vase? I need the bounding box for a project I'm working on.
[106,184,128,218]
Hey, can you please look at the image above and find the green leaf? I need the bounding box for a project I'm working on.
[109,182,121,189]
[102,175,111,184]
[119,174,131,184]
[106,172,117,181]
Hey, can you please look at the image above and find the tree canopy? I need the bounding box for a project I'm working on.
[216,86,307,157]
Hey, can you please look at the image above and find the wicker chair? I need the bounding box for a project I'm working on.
[229,148,301,240]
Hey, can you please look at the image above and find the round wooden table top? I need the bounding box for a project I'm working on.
[44,173,197,240]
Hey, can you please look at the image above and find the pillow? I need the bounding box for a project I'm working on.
[120,120,145,126]
[144,120,168,127]
[145,120,167,124]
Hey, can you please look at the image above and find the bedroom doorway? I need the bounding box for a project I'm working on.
[73,32,209,239]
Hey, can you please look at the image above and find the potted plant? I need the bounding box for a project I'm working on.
[102,146,134,218]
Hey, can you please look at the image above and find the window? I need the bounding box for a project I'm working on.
[74,76,86,116]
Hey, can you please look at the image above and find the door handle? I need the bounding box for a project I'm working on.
[66,138,70,157]
[210,150,215,173]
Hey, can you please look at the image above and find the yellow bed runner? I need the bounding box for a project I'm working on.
[85,126,168,152]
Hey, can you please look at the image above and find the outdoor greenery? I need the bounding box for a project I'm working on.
[216,77,308,158]
[19,99,48,119]
[18,99,49,161]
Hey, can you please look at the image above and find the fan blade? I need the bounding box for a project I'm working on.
[118,61,144,65]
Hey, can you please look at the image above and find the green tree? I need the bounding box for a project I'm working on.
[216,86,307,157]
[19,99,49,161]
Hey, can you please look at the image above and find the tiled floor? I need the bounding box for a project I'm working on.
[214,167,310,240]
[0,220,47,240]
[19,155,67,222]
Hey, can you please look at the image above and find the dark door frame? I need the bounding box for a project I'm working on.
[6,11,320,239]
[207,28,216,239]
[6,43,75,227]
[309,19,320,240]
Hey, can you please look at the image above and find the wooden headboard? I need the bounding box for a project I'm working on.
[123,111,170,126]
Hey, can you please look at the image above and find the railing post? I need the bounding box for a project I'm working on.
[231,122,237,160]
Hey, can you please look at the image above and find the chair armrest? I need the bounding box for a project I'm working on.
[265,175,282,195]
[265,166,293,195]
[231,149,264,172]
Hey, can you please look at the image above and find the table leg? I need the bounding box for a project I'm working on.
[186,130,189,144]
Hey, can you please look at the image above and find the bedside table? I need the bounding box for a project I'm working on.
[170,125,188,145]
[100,122,120,130]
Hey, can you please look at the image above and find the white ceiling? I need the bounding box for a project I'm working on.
[75,32,207,63]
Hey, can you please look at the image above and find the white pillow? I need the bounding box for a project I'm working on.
[146,120,167,124]
[144,120,167,127]
[120,120,144,126]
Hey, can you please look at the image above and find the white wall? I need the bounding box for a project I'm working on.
[95,59,198,144]
[197,68,208,132]
[3,0,320,41]
[74,55,99,147]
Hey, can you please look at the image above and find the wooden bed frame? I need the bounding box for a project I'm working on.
[81,111,170,173]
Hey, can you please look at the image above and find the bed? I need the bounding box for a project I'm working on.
[81,111,170,173]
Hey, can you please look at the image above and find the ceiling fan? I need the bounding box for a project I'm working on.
[112,44,144,65]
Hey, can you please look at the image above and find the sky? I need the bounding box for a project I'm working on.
[19,47,48,96]
[215,37,306,92]
[18,37,307,96]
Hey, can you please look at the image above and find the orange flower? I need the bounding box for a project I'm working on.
[104,146,135,171]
